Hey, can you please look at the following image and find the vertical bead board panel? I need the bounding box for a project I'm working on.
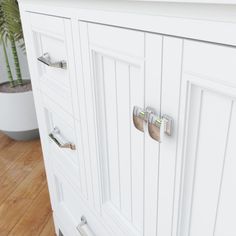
[176,40,236,236]
[79,22,146,236]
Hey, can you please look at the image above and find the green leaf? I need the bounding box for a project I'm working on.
[0,0,24,84]
[0,0,24,48]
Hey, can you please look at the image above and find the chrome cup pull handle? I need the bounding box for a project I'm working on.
[37,52,67,69]
[148,113,163,142]
[133,106,146,132]
[76,216,95,236]
[49,127,76,150]
[133,106,156,133]
[148,112,173,143]
[133,106,173,143]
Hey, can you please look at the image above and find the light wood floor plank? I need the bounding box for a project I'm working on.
[0,133,55,236]
[9,187,52,236]
[0,133,13,150]
[0,140,41,178]
[39,215,56,236]
[0,143,42,205]
[0,162,46,234]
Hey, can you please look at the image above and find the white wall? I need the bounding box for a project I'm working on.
[0,42,30,83]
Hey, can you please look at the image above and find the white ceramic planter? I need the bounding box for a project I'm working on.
[0,90,39,140]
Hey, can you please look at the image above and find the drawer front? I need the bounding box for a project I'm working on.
[28,13,75,114]
[40,92,81,190]
[53,168,86,236]
[53,209,80,236]
[52,166,113,236]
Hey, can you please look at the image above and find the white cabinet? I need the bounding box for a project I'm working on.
[19,1,236,236]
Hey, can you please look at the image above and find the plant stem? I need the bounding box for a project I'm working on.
[10,36,23,85]
[2,40,14,87]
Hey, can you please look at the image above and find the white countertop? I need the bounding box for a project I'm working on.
[133,0,236,4]
[18,0,236,46]
[18,0,236,5]
[18,0,236,23]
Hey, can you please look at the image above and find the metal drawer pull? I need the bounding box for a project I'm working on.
[148,112,173,143]
[37,52,67,69]
[133,106,173,142]
[133,106,156,132]
[49,127,76,150]
[76,216,95,236]
[133,106,146,132]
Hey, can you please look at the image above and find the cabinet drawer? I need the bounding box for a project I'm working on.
[41,93,81,189]
[53,168,86,236]
[29,13,74,114]
[52,166,114,236]
[53,211,80,236]
[53,175,81,236]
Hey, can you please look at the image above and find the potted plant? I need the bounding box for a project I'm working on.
[0,0,38,140]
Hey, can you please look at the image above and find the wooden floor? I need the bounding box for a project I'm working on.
[0,132,56,236]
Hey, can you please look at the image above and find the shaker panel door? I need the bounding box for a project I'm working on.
[79,22,163,236]
[169,40,236,236]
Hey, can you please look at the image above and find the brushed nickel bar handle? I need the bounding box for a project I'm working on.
[49,127,76,150]
[37,52,67,69]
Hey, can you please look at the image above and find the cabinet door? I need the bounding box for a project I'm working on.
[78,22,164,236]
[168,40,236,236]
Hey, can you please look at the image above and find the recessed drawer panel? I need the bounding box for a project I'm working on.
[53,168,85,236]
[29,13,74,114]
[53,210,80,236]
[52,167,114,236]
[41,93,81,190]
